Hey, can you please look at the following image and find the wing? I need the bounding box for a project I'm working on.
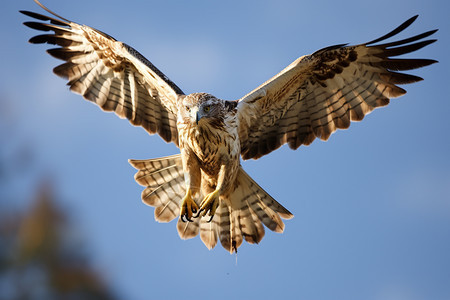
[237,16,437,160]
[21,0,183,145]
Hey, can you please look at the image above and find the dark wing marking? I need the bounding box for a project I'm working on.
[237,15,437,160]
[21,0,184,145]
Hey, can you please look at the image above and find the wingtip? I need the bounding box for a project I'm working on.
[425,29,439,39]
[410,14,419,22]
[23,21,41,31]
[404,15,419,28]
[366,15,424,46]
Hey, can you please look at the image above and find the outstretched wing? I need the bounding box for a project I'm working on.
[21,0,183,145]
[237,16,437,160]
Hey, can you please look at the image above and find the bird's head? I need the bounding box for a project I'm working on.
[180,93,223,126]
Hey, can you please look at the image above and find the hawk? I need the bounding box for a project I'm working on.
[21,0,437,253]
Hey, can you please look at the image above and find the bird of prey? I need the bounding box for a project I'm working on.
[21,0,437,253]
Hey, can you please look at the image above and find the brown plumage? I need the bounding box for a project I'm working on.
[22,0,437,253]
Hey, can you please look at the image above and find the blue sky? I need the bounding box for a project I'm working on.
[2,0,450,299]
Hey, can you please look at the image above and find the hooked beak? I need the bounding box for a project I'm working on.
[190,107,201,125]
[196,111,200,125]
[195,109,205,125]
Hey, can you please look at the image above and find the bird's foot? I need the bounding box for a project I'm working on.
[180,188,199,222]
[195,189,220,222]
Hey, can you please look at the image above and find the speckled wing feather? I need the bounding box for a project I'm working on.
[237,16,437,160]
[21,1,183,145]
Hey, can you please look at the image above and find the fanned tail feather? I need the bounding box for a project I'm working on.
[129,154,200,240]
[199,214,220,250]
[130,156,293,252]
[129,154,184,222]
[220,168,293,253]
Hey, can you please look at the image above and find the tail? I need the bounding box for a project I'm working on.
[217,168,293,253]
[129,155,293,253]
[129,154,201,240]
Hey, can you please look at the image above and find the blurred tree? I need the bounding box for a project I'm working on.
[0,183,118,300]
[0,96,119,299]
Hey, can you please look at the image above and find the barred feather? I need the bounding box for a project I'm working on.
[238,16,437,160]
[220,168,293,253]
[21,4,183,145]
[129,155,185,223]
[130,157,292,252]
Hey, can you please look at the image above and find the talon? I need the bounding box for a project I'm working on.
[179,188,198,222]
[199,189,220,221]
[194,208,203,218]
[181,215,193,223]
[207,215,214,223]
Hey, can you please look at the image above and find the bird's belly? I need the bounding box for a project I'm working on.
[192,139,224,173]
[190,127,239,177]
[179,121,240,193]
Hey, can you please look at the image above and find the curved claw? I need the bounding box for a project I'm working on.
[198,189,220,221]
[193,208,204,218]
[179,188,198,223]
[180,215,193,223]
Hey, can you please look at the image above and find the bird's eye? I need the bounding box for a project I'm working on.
[185,106,190,112]
[204,106,210,112]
